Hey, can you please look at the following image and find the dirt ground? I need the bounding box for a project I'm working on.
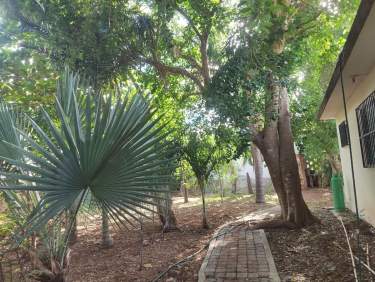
[67,189,375,282]
[69,193,275,282]
[267,188,375,282]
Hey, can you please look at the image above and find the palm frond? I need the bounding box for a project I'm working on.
[0,68,173,240]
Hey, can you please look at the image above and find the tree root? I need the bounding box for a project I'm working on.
[249,218,298,230]
[248,214,320,230]
[162,226,180,233]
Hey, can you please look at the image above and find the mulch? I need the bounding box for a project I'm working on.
[3,189,375,282]
[69,194,269,282]
[267,189,375,282]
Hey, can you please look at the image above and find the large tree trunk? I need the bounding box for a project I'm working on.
[278,86,315,225]
[252,144,265,203]
[296,154,308,190]
[101,208,113,248]
[157,191,178,232]
[253,79,315,227]
[198,177,209,229]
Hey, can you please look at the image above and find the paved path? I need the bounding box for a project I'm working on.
[199,207,281,282]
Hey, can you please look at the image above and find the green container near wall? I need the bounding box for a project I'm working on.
[330,175,345,212]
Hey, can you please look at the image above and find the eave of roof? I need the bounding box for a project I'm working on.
[317,0,375,119]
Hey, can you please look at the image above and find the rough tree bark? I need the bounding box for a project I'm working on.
[198,177,209,229]
[157,191,178,232]
[102,209,113,248]
[253,79,315,227]
[296,154,308,190]
[252,144,265,203]
[68,215,77,246]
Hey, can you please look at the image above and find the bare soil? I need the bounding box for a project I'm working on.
[69,194,274,282]
[6,189,372,282]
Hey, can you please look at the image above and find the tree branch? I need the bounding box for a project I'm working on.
[142,57,204,91]
[6,0,49,37]
[249,124,263,149]
[181,54,202,73]
[200,32,210,87]
[175,6,202,39]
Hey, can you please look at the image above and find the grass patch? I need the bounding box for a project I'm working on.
[0,212,15,237]
[205,193,253,204]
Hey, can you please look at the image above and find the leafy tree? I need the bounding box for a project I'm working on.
[0,46,57,110]
[205,0,358,226]
[292,0,359,179]
[0,0,139,86]
[180,102,243,228]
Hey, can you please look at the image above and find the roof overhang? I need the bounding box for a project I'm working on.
[318,0,375,120]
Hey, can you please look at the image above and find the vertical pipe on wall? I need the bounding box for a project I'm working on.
[339,52,363,281]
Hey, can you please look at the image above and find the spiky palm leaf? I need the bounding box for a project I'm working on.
[0,101,71,281]
[0,69,172,242]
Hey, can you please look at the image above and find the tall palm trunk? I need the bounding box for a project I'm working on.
[252,144,265,203]
[102,208,113,248]
[198,176,209,229]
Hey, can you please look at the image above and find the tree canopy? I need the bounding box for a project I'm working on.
[0,0,361,229]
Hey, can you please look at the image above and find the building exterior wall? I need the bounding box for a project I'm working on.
[336,63,375,227]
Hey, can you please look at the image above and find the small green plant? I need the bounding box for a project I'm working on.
[0,212,15,237]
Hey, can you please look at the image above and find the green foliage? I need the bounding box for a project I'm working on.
[291,0,360,172]
[0,68,173,243]
[0,48,57,113]
[206,0,360,177]
[0,0,140,86]
[180,102,243,181]
[0,212,15,237]
[205,47,264,129]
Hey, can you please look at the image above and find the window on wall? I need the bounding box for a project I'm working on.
[339,121,349,147]
[356,91,375,168]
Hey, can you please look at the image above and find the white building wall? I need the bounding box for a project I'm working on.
[336,63,375,227]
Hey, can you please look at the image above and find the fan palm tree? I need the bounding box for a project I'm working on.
[0,68,173,279]
[0,99,72,281]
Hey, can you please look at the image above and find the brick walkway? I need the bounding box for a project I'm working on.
[199,227,280,282]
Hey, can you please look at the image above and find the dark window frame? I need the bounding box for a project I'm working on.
[339,121,349,147]
[356,91,375,168]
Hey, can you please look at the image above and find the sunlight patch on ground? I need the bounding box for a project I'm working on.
[264,193,279,204]
[174,193,279,209]
[173,194,255,209]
